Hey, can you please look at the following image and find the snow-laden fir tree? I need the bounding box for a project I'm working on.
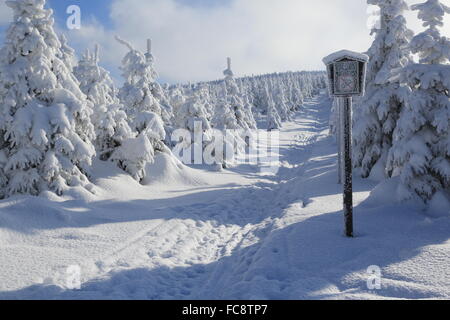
[174,93,212,164]
[287,75,304,112]
[196,84,215,121]
[273,81,292,121]
[115,36,167,153]
[212,82,240,131]
[143,39,174,136]
[175,94,211,137]
[0,0,96,198]
[298,74,313,99]
[387,0,450,202]
[242,93,257,129]
[74,46,154,182]
[58,33,76,72]
[266,84,282,131]
[353,0,413,179]
[169,84,186,117]
[210,81,246,169]
[74,45,136,161]
[223,58,256,130]
[255,79,274,116]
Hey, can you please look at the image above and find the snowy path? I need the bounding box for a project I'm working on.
[0,94,449,300]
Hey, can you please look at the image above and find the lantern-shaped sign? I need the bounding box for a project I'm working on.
[323,50,369,97]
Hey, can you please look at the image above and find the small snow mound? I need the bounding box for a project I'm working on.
[143,153,207,186]
[364,177,400,207]
[368,158,387,182]
[428,192,450,217]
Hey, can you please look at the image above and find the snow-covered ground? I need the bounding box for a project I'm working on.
[0,94,448,300]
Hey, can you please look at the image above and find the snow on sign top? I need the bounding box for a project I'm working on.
[322,50,369,65]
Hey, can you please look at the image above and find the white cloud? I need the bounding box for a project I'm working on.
[63,0,450,84]
[108,0,372,83]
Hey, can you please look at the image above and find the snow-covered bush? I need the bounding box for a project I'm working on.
[110,133,155,182]
[0,0,96,197]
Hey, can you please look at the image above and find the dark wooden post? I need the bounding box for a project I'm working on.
[337,98,342,185]
[342,96,353,237]
[323,49,368,238]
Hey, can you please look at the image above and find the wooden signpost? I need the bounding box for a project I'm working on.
[323,50,369,238]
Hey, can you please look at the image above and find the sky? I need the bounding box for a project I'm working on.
[0,0,449,84]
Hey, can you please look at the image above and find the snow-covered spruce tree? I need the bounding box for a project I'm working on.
[257,79,274,116]
[174,93,212,164]
[58,33,76,72]
[168,84,186,117]
[266,84,282,131]
[299,74,313,99]
[115,36,167,154]
[143,39,174,145]
[387,0,450,202]
[211,82,240,131]
[175,94,211,136]
[267,101,282,131]
[196,84,215,121]
[287,74,304,112]
[242,93,257,129]
[273,81,292,121]
[353,0,413,179]
[74,46,153,182]
[209,81,246,169]
[74,45,135,163]
[223,58,256,130]
[0,0,96,197]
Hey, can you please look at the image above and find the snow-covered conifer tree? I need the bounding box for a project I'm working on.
[74,45,135,162]
[115,36,167,153]
[196,84,215,120]
[169,85,186,117]
[273,81,292,121]
[174,93,212,163]
[387,0,450,202]
[287,75,304,112]
[212,83,240,131]
[223,58,256,130]
[0,0,96,197]
[266,85,282,131]
[353,0,413,179]
[58,33,76,72]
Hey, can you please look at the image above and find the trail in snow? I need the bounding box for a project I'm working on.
[0,94,449,300]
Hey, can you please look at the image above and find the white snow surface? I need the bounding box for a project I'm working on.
[322,50,369,64]
[0,94,448,300]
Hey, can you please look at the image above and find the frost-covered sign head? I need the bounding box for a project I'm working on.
[323,50,369,97]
